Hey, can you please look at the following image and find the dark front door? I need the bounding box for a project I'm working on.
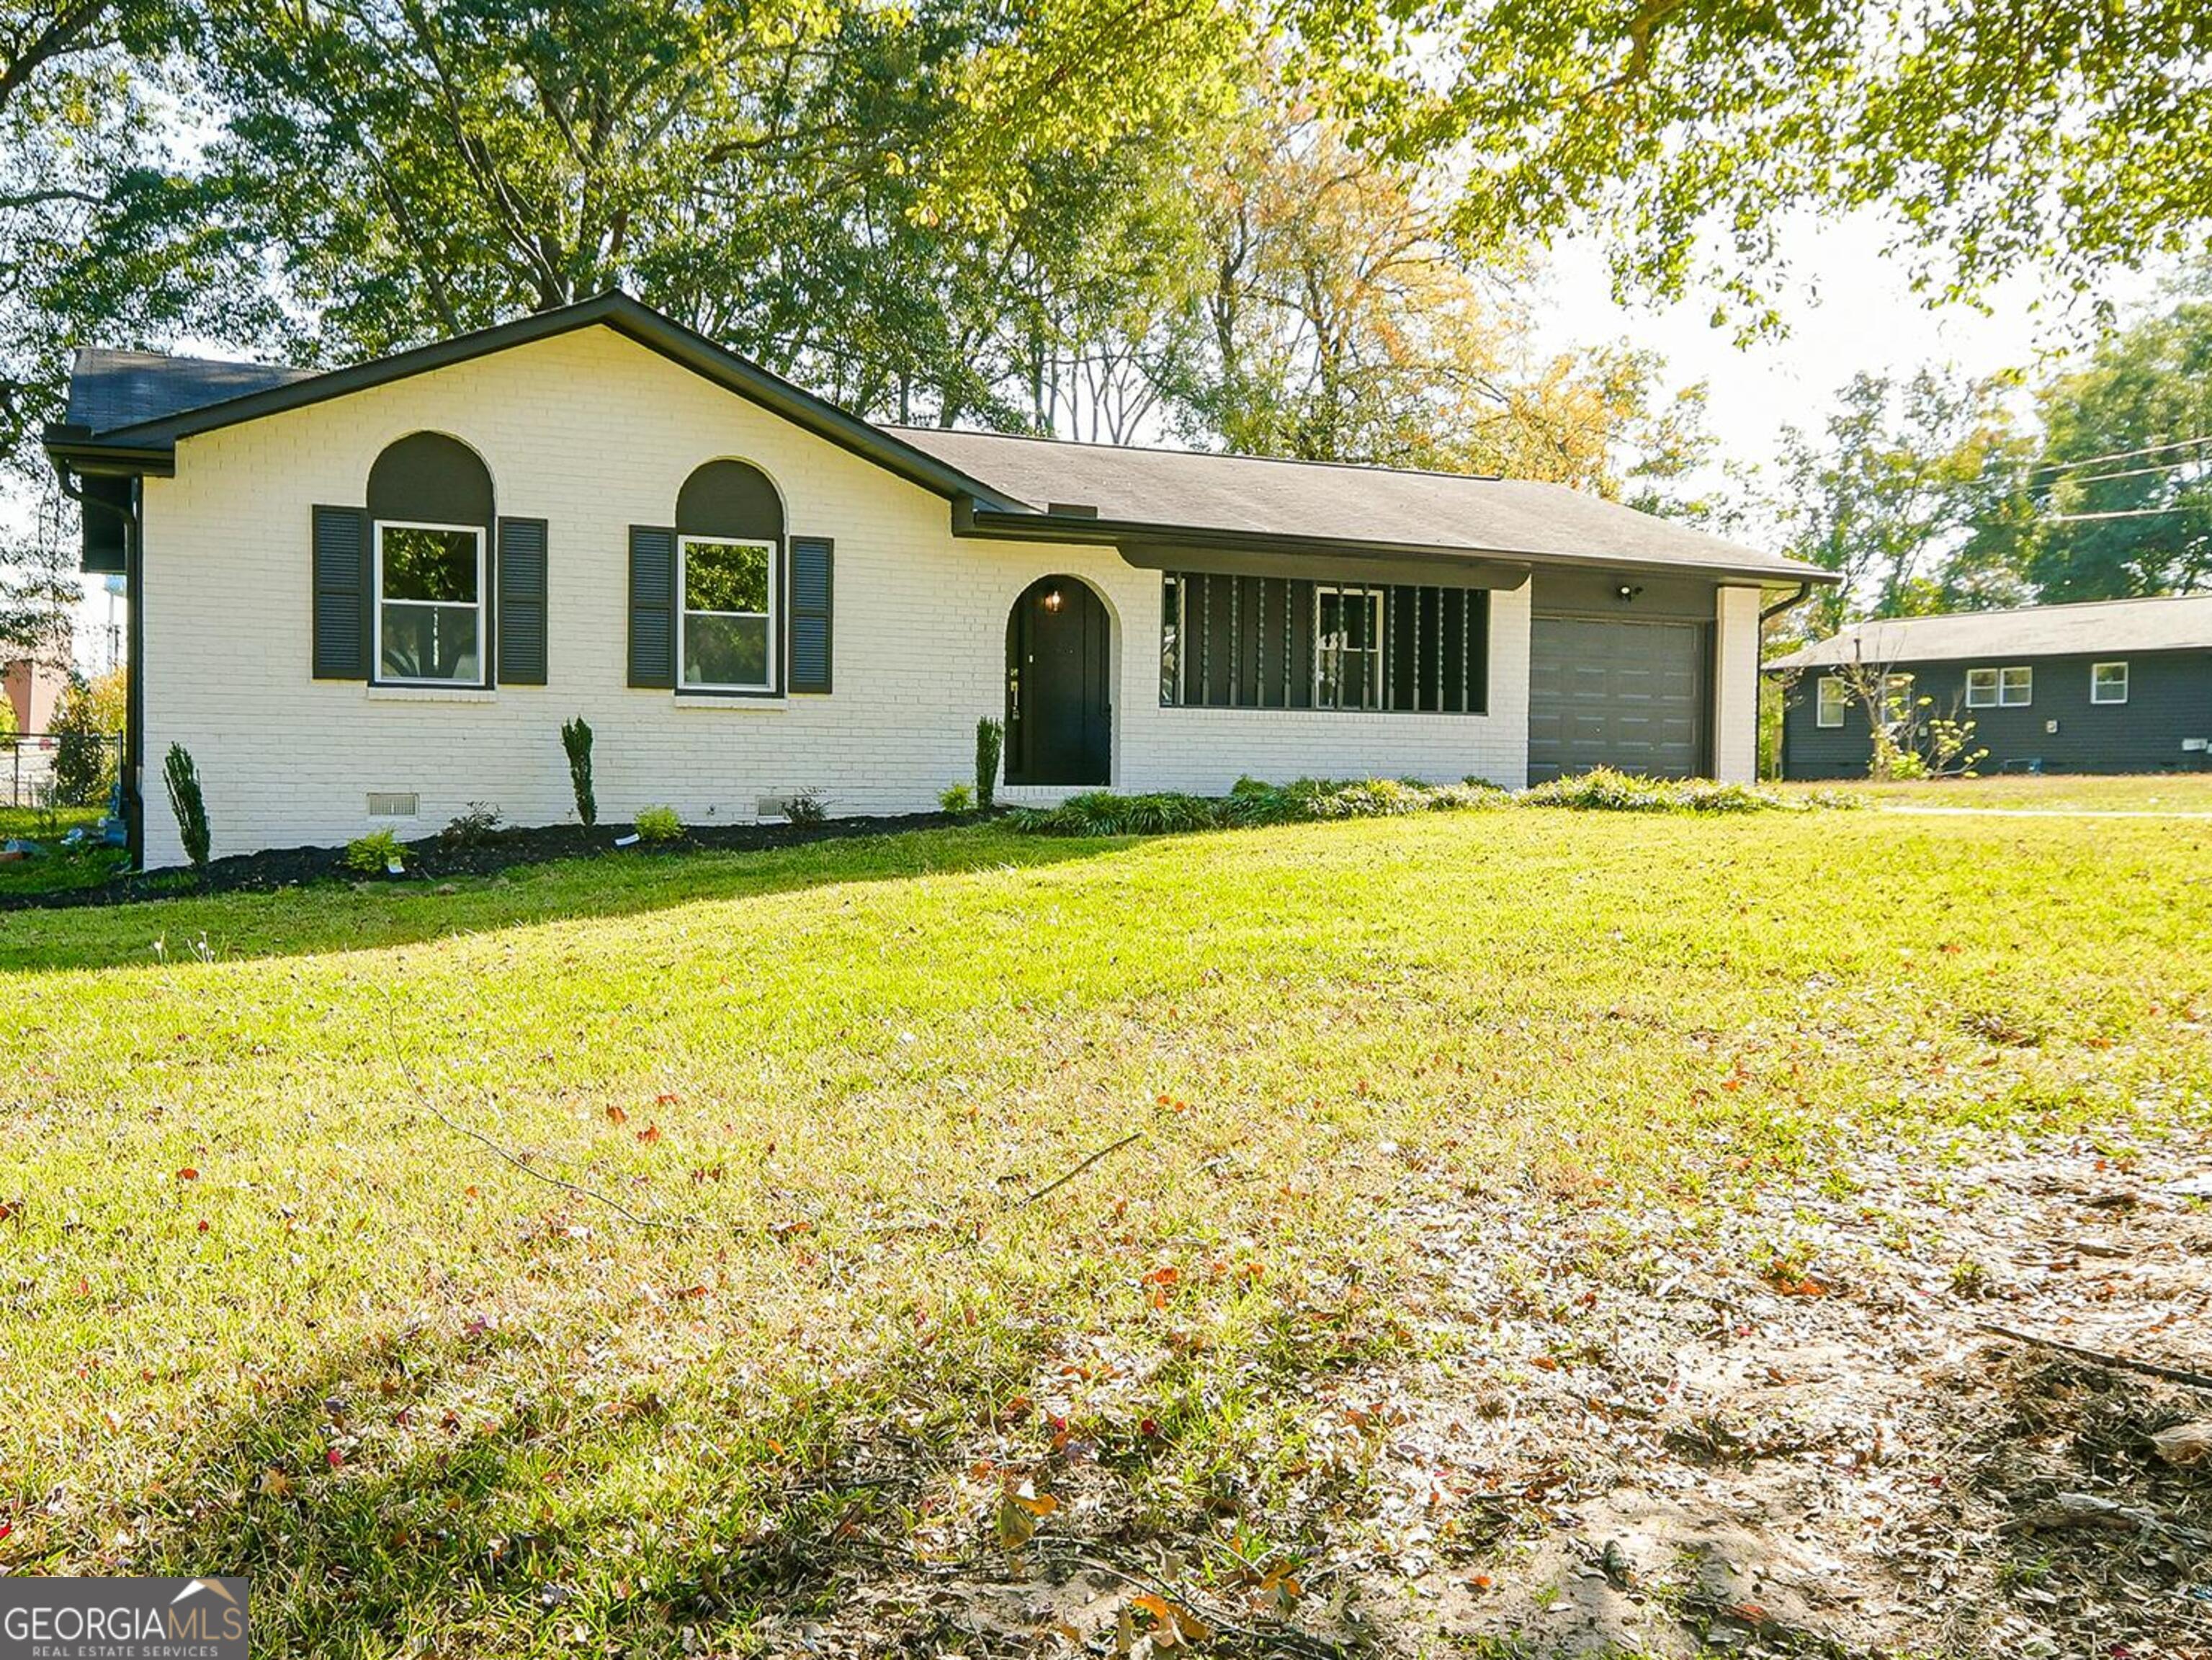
[1007,576,1111,785]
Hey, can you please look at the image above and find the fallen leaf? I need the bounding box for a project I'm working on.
[604,1105,627,1125]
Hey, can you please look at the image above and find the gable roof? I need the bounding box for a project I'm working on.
[1766,592,2212,669]
[45,292,1026,507]
[892,425,1823,580]
[46,290,1824,583]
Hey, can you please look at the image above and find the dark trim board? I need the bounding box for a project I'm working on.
[1774,648,2212,777]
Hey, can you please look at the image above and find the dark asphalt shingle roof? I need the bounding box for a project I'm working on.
[55,298,1822,582]
[1766,593,2212,669]
[66,348,317,433]
[890,426,1819,577]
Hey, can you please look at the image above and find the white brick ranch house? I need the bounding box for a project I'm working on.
[45,293,1832,869]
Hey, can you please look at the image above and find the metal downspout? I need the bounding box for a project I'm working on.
[54,463,143,867]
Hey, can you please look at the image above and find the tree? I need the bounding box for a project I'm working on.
[0,479,79,672]
[1296,0,2212,327]
[1171,97,1709,494]
[1961,283,2212,602]
[1761,370,2027,634]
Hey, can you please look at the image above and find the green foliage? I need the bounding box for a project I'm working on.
[343,828,406,875]
[1007,790,1222,836]
[560,717,596,827]
[632,805,681,843]
[783,788,826,826]
[975,717,1003,811]
[46,674,117,807]
[439,803,504,848]
[1517,769,1848,815]
[938,782,975,814]
[161,742,210,872]
[1963,277,2212,603]
[1302,0,2212,325]
[1009,775,1515,835]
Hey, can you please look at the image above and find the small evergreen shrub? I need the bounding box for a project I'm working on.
[162,743,212,873]
[633,805,681,842]
[561,717,597,826]
[439,803,504,847]
[784,787,827,825]
[344,827,406,874]
[939,782,975,814]
[975,717,1003,810]
[1006,791,1222,836]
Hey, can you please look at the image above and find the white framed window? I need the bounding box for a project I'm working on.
[1966,665,2032,708]
[374,520,484,685]
[679,535,776,692]
[2091,661,2128,705]
[1314,585,1384,709]
[1816,676,1848,728]
[1964,667,1998,708]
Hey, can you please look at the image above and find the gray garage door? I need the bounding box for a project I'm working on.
[1527,616,1706,782]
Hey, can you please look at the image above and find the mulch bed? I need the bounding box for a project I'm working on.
[0,811,967,913]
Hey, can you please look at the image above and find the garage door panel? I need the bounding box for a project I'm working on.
[1527,617,1706,782]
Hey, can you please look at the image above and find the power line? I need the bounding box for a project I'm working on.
[2032,504,2207,525]
[2025,432,2212,480]
[2040,458,2212,491]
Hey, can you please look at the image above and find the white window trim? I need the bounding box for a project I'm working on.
[372,519,485,688]
[678,534,779,695]
[2090,661,2129,705]
[1964,667,1999,709]
[1815,675,1847,728]
[1313,584,1385,710]
[1998,665,2033,707]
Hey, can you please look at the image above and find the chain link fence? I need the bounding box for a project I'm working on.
[1,732,126,811]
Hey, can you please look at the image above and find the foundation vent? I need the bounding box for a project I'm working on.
[366,792,419,818]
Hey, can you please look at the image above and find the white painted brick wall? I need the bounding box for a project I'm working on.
[1711,585,1762,783]
[137,326,1533,866]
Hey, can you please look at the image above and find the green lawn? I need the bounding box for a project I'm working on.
[1776,770,2212,811]
[0,805,125,898]
[2,812,2207,1656]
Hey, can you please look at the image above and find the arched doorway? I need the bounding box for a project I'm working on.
[1006,576,1111,785]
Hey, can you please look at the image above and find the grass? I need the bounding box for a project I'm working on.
[0,804,124,898]
[2,811,2208,1656]
[1773,772,2212,811]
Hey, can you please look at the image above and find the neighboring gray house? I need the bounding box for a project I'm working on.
[43,292,1830,867]
[1767,594,2212,777]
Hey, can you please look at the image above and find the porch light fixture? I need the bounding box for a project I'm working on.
[1614,583,1643,602]
[1042,588,1065,612]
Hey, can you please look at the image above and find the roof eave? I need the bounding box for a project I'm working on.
[43,424,175,478]
[957,503,1832,585]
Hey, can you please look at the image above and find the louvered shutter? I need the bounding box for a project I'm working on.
[497,517,548,685]
[312,505,370,679]
[627,525,677,689]
[787,536,833,694]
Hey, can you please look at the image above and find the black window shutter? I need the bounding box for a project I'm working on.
[628,525,677,689]
[788,535,833,693]
[312,504,370,679]
[497,517,548,685]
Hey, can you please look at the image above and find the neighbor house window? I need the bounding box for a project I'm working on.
[375,521,484,684]
[1815,677,1847,728]
[2091,661,2128,704]
[1160,572,1488,713]
[1315,586,1384,710]
[1966,666,2032,708]
[679,535,775,691]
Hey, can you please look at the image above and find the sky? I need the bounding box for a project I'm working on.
[1534,208,2167,496]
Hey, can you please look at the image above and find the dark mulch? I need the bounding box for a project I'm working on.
[0,812,969,913]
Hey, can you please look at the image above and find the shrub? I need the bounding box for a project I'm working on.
[344,827,406,874]
[1006,790,1222,836]
[1518,767,1855,813]
[939,782,975,814]
[784,787,826,825]
[975,717,1003,811]
[439,802,504,847]
[561,717,597,826]
[161,743,211,872]
[48,675,118,807]
[633,805,681,843]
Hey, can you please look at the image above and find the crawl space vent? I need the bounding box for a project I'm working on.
[366,792,419,818]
